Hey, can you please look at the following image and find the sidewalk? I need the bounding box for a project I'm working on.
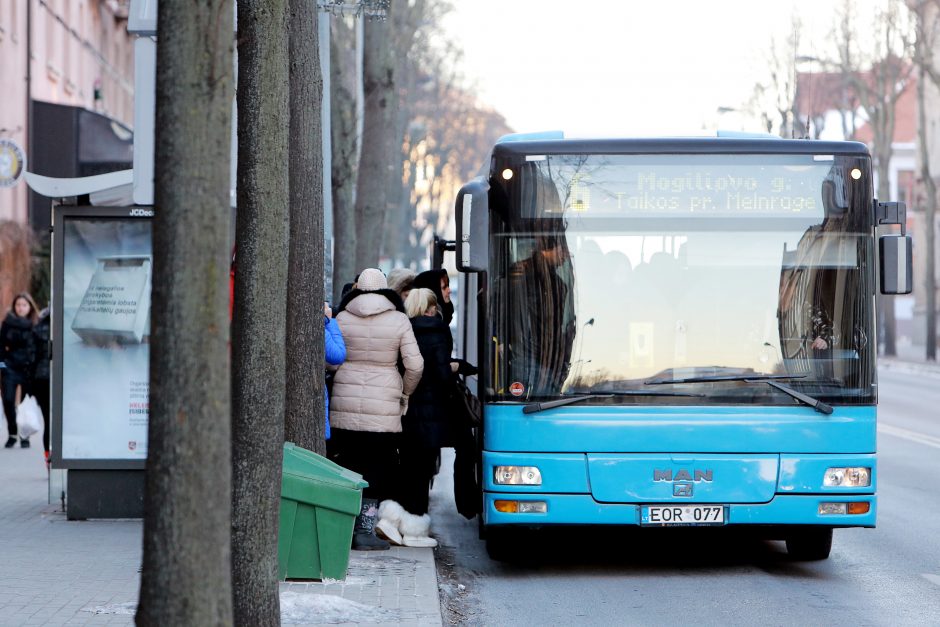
[0,433,442,626]
[880,342,940,378]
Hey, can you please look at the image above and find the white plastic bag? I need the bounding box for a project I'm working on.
[16,395,43,439]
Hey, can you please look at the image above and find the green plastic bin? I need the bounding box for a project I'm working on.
[278,442,368,581]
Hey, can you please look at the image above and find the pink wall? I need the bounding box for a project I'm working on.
[0,0,134,222]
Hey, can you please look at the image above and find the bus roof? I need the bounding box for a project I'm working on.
[492,136,870,158]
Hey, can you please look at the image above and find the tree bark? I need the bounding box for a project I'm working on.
[137,1,234,625]
[354,13,395,271]
[232,1,289,624]
[285,0,326,453]
[330,21,358,304]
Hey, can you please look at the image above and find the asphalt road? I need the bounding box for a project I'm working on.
[431,365,940,626]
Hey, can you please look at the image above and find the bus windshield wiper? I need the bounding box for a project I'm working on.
[522,390,704,415]
[645,373,807,385]
[646,374,833,415]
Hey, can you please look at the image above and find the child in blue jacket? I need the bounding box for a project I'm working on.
[325,303,346,439]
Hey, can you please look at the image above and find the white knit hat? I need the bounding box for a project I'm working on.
[357,268,388,291]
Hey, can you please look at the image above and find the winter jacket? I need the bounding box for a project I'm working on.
[403,315,456,449]
[331,291,423,433]
[33,310,50,381]
[324,316,347,439]
[0,312,36,379]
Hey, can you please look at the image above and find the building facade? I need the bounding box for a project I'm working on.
[0,0,134,224]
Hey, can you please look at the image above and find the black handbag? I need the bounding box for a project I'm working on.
[452,376,481,426]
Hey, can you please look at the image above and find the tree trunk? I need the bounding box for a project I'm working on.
[354,14,395,271]
[136,1,234,625]
[232,1,289,624]
[285,0,326,454]
[330,21,358,304]
[919,63,938,361]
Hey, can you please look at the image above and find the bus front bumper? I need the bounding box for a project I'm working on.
[483,493,876,528]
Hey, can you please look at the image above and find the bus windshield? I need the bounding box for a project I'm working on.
[487,153,876,406]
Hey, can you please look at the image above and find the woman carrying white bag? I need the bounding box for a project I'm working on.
[1,293,39,449]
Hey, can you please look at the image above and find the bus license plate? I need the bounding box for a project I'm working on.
[641,505,725,526]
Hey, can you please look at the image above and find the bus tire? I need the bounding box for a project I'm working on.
[785,527,833,560]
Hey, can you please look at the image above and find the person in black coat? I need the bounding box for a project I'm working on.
[1,293,39,448]
[413,269,454,326]
[398,288,457,516]
[32,308,51,461]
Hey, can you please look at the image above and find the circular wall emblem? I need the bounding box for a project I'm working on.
[509,382,525,397]
[0,138,26,188]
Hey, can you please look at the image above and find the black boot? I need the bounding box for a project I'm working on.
[352,498,389,551]
[4,437,16,449]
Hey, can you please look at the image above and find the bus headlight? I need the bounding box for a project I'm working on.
[823,467,871,487]
[494,466,542,485]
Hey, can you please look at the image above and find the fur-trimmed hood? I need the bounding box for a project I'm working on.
[336,288,405,317]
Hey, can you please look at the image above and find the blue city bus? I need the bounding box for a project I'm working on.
[452,133,912,560]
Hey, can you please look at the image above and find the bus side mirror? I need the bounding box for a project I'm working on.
[456,177,489,273]
[879,235,912,294]
[874,199,912,295]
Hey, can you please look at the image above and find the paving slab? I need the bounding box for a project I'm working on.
[0,422,442,626]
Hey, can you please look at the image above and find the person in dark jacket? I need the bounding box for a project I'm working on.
[32,308,51,463]
[370,288,451,548]
[1,293,39,448]
[413,269,454,326]
[399,288,455,519]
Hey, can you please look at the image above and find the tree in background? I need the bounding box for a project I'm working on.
[911,0,939,361]
[330,16,359,303]
[331,0,513,277]
[353,6,396,271]
[395,79,511,268]
[136,0,234,624]
[232,0,290,623]
[382,0,512,269]
[746,14,803,137]
[285,0,327,452]
[834,0,914,357]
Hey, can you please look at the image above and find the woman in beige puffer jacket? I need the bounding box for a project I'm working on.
[328,268,423,550]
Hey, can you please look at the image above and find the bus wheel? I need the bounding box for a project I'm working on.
[786,527,833,561]
[485,528,517,562]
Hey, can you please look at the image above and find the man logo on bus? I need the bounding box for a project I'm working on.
[653,469,713,482]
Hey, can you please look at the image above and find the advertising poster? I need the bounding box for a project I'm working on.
[61,217,151,461]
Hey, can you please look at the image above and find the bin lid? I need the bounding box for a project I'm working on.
[282,442,368,490]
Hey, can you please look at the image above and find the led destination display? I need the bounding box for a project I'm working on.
[528,157,843,219]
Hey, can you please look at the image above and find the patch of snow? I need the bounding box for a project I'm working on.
[280,590,397,625]
[82,601,137,615]
[79,590,398,624]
